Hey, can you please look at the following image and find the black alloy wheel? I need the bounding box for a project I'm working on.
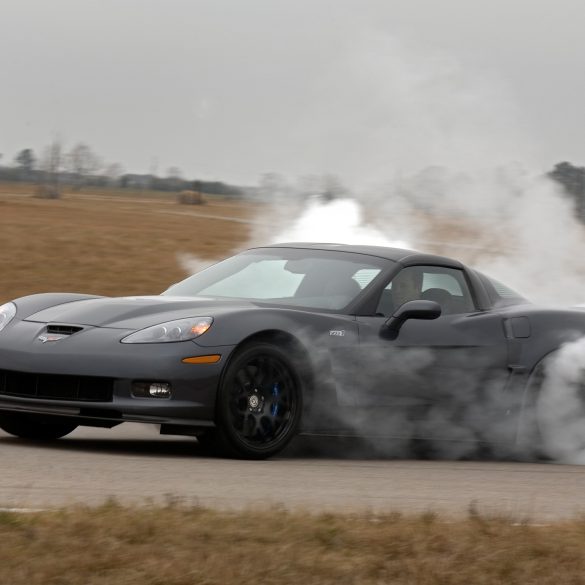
[213,342,303,459]
[0,414,78,440]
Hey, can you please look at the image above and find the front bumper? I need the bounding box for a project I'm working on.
[0,320,237,427]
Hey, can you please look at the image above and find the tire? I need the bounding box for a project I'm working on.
[532,359,585,462]
[0,414,78,440]
[518,356,580,461]
[212,342,304,459]
[514,364,546,460]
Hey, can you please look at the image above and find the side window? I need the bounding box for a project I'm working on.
[476,271,528,307]
[376,266,475,317]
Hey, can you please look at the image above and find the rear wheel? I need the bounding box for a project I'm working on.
[211,342,303,459]
[520,355,584,461]
[0,414,78,440]
[534,372,585,462]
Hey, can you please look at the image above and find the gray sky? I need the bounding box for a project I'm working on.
[1,0,584,184]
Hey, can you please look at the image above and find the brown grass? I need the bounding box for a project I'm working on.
[0,183,258,303]
[0,181,518,306]
[1,503,585,585]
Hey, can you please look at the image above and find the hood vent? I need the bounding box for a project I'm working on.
[46,324,83,336]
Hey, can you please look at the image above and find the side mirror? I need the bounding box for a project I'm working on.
[380,300,441,340]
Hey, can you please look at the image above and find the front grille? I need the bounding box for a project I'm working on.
[0,369,114,402]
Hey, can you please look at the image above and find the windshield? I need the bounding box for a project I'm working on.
[163,248,390,311]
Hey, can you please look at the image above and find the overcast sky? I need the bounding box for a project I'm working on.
[1,0,584,184]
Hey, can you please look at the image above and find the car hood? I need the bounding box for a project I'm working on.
[23,296,258,329]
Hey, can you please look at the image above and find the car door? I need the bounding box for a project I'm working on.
[351,265,511,439]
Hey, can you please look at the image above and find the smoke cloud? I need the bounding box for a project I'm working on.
[277,198,409,248]
[177,32,585,462]
[538,338,585,463]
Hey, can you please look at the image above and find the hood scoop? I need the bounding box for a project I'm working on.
[46,324,84,336]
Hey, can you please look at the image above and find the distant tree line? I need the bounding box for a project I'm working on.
[548,162,585,221]
[0,141,244,198]
[1,142,585,217]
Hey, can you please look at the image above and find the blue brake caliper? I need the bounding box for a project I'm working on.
[271,383,280,416]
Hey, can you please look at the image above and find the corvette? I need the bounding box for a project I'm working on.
[0,243,583,459]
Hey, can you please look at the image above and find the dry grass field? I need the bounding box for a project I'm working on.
[2,503,585,585]
[0,181,510,305]
[0,182,257,303]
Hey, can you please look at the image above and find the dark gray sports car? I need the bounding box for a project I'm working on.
[0,243,582,458]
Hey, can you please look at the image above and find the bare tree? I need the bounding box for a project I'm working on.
[258,172,290,201]
[104,162,125,187]
[166,166,183,191]
[14,148,36,180]
[149,156,159,190]
[297,174,347,201]
[67,143,102,190]
[38,140,63,198]
[320,174,347,201]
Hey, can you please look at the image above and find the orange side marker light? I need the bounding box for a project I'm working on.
[182,355,221,364]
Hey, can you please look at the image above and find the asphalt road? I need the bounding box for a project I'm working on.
[1,424,584,521]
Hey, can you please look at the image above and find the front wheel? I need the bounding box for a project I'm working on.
[212,342,304,459]
[0,414,78,440]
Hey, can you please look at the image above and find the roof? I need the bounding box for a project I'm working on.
[259,242,464,269]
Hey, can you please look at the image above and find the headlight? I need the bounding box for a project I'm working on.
[120,317,213,344]
[0,302,16,333]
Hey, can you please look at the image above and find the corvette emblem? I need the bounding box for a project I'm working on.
[38,334,66,343]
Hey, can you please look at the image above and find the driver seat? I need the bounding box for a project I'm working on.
[420,288,453,314]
